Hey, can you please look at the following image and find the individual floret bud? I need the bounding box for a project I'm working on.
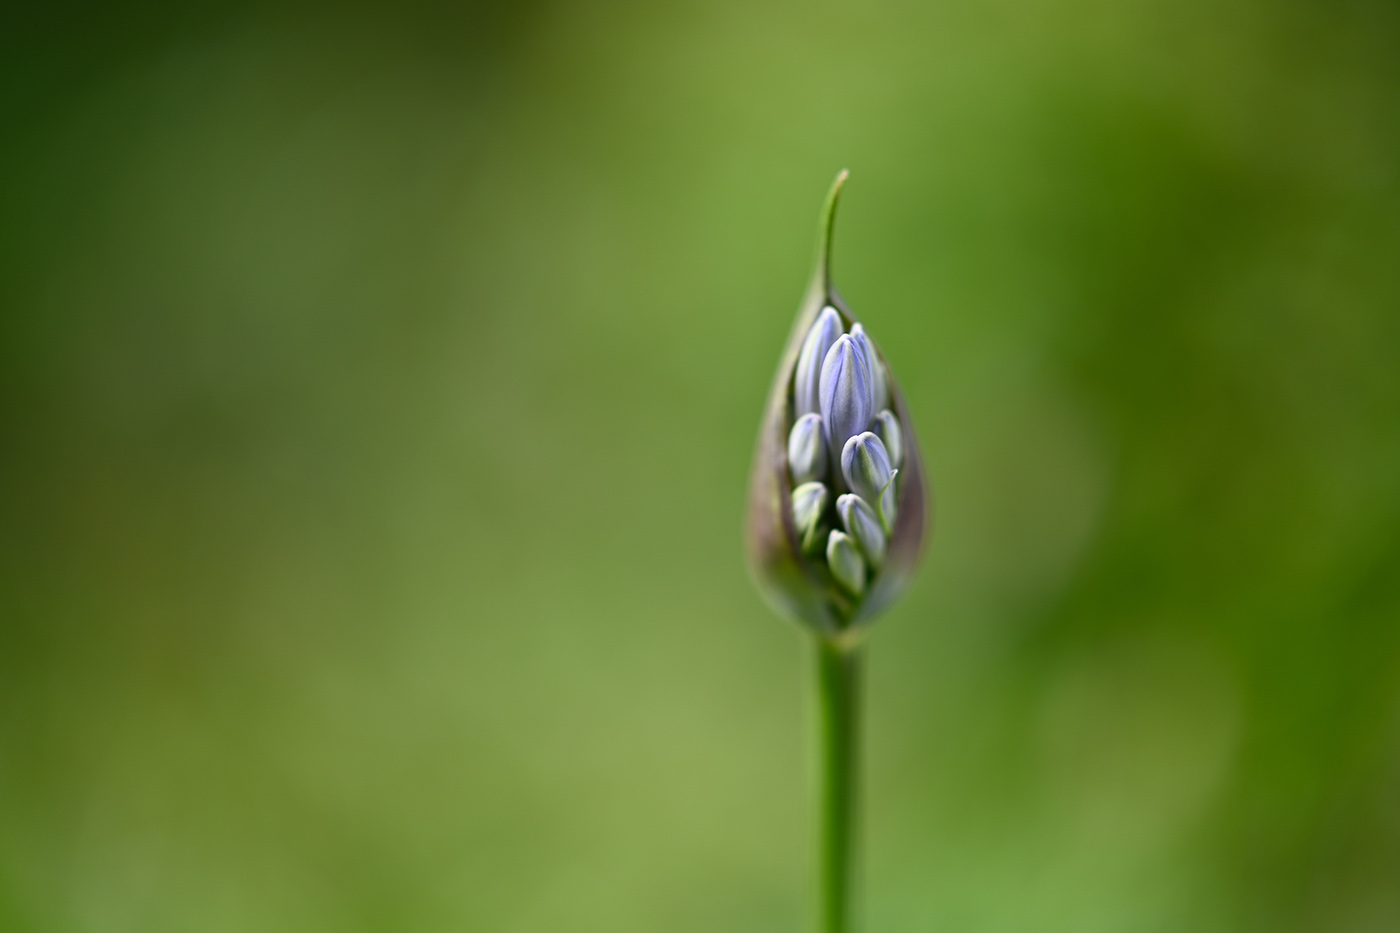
[787,413,827,485]
[871,409,903,471]
[793,306,843,416]
[836,493,886,569]
[791,481,828,553]
[827,530,866,595]
[849,323,889,413]
[819,334,873,454]
[841,432,897,531]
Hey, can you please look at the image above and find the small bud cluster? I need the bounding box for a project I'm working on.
[787,306,904,598]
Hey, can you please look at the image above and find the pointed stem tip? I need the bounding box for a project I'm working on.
[817,170,850,294]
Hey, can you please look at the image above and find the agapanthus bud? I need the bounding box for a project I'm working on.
[871,409,903,471]
[849,323,889,413]
[819,334,873,453]
[791,481,828,553]
[836,493,886,569]
[793,306,843,416]
[787,413,827,485]
[745,171,929,636]
[827,530,866,596]
[841,432,896,531]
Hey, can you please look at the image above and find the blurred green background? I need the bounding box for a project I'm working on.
[3,0,1400,930]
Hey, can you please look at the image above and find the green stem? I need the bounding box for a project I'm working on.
[814,636,861,933]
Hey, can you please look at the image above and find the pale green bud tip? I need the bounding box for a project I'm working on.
[836,493,887,569]
[872,409,903,471]
[827,530,867,595]
[791,481,828,552]
[786,413,827,485]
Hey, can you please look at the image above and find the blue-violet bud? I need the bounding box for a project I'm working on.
[836,493,887,569]
[849,323,889,413]
[787,413,827,485]
[819,334,873,454]
[744,171,929,635]
[841,432,896,530]
[793,306,843,417]
[871,409,903,471]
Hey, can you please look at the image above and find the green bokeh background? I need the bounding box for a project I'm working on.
[4,1,1400,930]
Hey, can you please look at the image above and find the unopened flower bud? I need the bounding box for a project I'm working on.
[836,493,886,569]
[841,432,896,531]
[871,409,903,471]
[826,530,866,595]
[849,323,889,413]
[745,171,929,634]
[787,413,827,485]
[791,481,828,553]
[793,306,843,416]
[819,334,873,453]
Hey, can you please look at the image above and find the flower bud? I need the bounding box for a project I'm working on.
[793,306,843,417]
[827,530,866,596]
[819,334,873,454]
[791,481,828,553]
[787,413,827,485]
[849,323,889,413]
[836,493,886,569]
[841,432,896,531]
[871,409,903,471]
[745,171,929,635]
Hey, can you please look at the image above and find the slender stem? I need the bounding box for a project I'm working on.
[814,636,862,933]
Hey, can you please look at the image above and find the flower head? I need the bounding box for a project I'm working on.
[745,172,930,638]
